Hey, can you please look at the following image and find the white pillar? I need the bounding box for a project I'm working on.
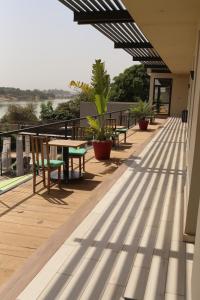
[24,135,31,172]
[1,137,11,173]
[192,197,200,299]
[49,139,57,160]
[25,135,30,157]
[16,135,24,176]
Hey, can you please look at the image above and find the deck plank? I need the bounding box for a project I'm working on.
[0,119,176,296]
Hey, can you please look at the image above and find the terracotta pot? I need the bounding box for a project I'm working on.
[138,119,149,131]
[92,140,112,160]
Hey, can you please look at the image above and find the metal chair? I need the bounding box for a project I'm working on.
[105,118,119,147]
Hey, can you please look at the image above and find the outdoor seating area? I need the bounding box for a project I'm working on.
[0,109,138,197]
[0,119,165,295]
[0,117,193,300]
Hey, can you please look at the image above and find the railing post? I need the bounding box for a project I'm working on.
[128,111,130,129]
[16,135,24,176]
[25,135,30,157]
[50,140,57,160]
[120,111,122,126]
[65,123,68,139]
[24,135,31,172]
[72,121,76,140]
[1,137,11,174]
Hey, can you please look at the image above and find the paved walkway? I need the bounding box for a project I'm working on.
[17,118,193,300]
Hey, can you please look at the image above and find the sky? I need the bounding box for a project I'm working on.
[0,0,137,90]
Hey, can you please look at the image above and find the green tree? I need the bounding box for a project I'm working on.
[40,101,55,121]
[39,93,90,122]
[110,64,149,102]
[54,99,80,120]
[1,103,38,124]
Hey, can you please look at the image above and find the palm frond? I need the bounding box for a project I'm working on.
[69,80,93,95]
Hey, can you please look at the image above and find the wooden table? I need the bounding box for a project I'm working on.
[48,139,87,183]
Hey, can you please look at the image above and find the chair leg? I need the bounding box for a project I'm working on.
[42,169,46,187]
[83,155,85,172]
[124,132,127,143]
[71,158,73,171]
[79,157,81,177]
[47,170,51,194]
[33,170,36,193]
[58,166,61,189]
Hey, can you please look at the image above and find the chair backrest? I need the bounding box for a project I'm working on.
[71,126,88,141]
[105,118,117,130]
[31,136,50,171]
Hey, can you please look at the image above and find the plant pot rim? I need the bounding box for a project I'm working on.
[138,118,148,121]
[92,140,112,143]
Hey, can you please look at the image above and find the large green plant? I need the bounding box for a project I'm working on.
[70,59,111,140]
[131,100,153,120]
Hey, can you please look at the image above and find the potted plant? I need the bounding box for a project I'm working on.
[70,59,113,160]
[131,100,153,130]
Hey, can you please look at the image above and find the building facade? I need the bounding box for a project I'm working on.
[123,1,200,298]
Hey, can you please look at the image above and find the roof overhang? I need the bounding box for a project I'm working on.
[58,0,169,72]
[122,0,200,74]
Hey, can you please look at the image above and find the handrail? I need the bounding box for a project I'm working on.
[0,109,130,137]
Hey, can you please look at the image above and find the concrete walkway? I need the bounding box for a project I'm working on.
[17,118,193,300]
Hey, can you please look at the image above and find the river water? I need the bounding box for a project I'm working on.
[0,98,71,119]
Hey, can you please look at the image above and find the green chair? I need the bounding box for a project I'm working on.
[31,136,64,193]
[115,127,128,143]
[69,147,87,177]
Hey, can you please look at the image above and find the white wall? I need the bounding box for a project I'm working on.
[186,28,200,300]
[80,101,137,126]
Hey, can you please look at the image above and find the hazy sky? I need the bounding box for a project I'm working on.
[0,0,137,90]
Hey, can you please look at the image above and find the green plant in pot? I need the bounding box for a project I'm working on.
[70,59,113,160]
[131,100,153,130]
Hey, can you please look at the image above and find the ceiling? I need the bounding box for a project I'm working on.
[122,0,200,74]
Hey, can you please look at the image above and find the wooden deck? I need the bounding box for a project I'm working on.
[15,118,194,300]
[0,120,165,289]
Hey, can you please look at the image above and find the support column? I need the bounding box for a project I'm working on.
[16,135,24,176]
[184,32,200,238]
[184,116,200,237]
[24,135,31,172]
[1,137,11,173]
[49,139,57,160]
[192,198,200,299]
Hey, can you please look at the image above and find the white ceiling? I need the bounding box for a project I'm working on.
[123,0,200,73]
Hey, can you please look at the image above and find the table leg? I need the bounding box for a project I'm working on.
[63,147,69,183]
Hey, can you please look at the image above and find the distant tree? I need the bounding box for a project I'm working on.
[0,87,55,100]
[1,103,38,124]
[110,64,150,102]
[39,92,91,122]
[40,101,56,121]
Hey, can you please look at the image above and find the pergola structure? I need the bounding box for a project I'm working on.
[58,0,170,72]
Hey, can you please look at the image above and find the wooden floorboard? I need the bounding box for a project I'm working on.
[15,118,193,300]
[0,120,165,293]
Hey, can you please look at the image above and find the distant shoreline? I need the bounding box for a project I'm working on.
[0,96,73,102]
[0,87,76,103]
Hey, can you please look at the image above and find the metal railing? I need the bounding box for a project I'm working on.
[0,109,136,176]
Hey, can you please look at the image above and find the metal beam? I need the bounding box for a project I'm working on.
[74,10,133,24]
[133,57,162,62]
[115,42,152,49]
[144,64,168,69]
[151,69,171,73]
